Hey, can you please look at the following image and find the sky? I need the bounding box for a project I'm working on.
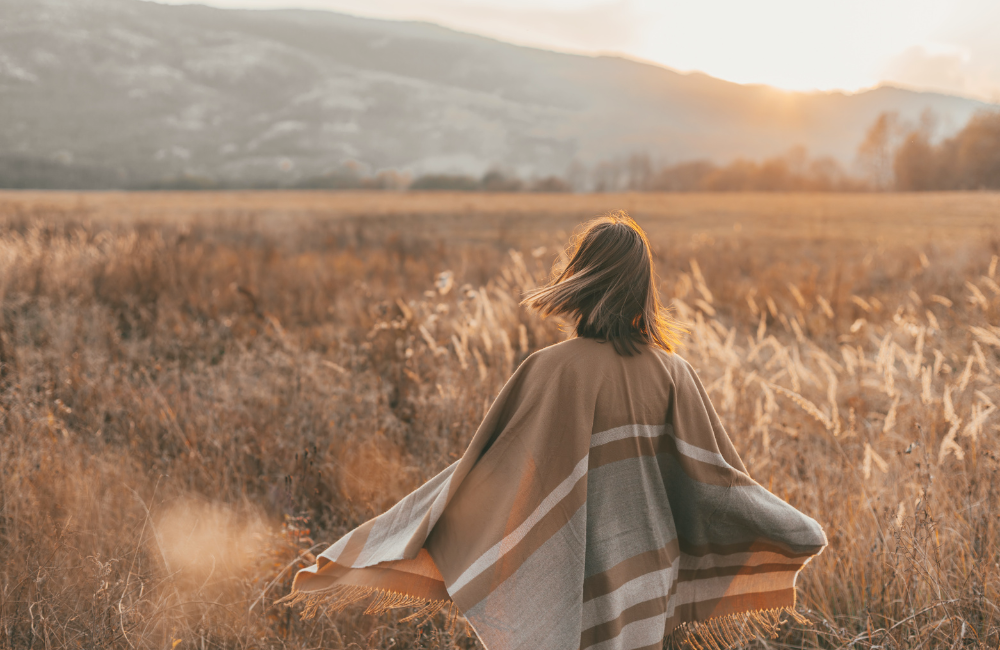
[151,0,1000,102]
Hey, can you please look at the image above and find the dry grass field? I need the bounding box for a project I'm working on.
[2,191,1000,650]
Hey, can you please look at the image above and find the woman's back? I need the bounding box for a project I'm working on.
[430,338,824,649]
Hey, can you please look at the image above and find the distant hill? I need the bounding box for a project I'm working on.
[1,0,996,189]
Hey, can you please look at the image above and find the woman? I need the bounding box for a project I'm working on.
[285,213,827,650]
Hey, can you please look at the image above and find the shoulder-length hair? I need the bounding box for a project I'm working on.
[522,211,683,356]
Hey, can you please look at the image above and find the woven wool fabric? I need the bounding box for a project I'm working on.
[286,337,827,650]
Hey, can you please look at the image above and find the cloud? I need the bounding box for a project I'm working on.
[882,44,1000,103]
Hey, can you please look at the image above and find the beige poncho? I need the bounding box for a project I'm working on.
[286,338,827,650]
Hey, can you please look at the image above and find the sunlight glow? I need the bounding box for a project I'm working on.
[148,0,1000,101]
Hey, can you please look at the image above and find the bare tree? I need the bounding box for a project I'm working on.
[856,112,902,190]
[625,153,653,190]
[893,110,939,191]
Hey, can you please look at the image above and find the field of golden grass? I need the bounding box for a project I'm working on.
[1,191,999,649]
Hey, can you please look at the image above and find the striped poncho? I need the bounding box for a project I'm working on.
[285,337,827,650]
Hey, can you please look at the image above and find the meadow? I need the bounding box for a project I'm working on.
[1,190,1000,650]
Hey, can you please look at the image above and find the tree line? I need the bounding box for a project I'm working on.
[883,111,1000,190]
[307,109,998,193]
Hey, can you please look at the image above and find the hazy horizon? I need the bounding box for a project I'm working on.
[146,0,1000,103]
[6,0,996,190]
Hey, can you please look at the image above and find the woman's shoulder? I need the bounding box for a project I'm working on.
[647,345,692,370]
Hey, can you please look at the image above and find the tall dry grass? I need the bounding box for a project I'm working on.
[1,194,999,649]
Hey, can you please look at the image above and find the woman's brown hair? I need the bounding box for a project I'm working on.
[522,211,683,356]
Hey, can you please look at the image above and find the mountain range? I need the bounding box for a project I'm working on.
[1,0,996,189]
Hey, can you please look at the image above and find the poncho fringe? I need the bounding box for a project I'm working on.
[285,339,827,650]
[278,586,465,631]
[279,586,809,649]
